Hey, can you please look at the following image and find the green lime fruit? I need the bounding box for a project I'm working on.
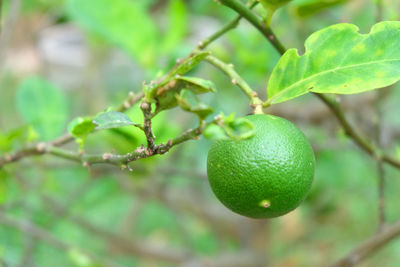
[207,114,315,219]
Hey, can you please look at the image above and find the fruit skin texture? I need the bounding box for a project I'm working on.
[207,114,315,219]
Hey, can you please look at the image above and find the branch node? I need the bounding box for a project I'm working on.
[102,153,112,161]
[36,142,46,153]
[4,154,12,162]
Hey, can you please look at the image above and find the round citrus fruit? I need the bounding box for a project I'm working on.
[207,114,315,219]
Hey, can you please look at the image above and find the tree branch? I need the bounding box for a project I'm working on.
[205,55,264,113]
[198,0,258,49]
[41,195,190,264]
[0,91,144,168]
[329,220,400,267]
[0,211,116,267]
[219,0,286,54]
[314,93,400,169]
[219,0,400,171]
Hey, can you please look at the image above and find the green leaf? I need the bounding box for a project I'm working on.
[162,0,187,53]
[177,76,217,94]
[92,112,134,130]
[175,90,214,119]
[295,0,348,17]
[260,0,293,10]
[66,0,158,66]
[267,21,400,104]
[223,116,255,140]
[203,124,228,141]
[151,76,217,110]
[0,127,33,153]
[170,51,210,76]
[67,117,96,139]
[205,114,255,141]
[16,76,69,141]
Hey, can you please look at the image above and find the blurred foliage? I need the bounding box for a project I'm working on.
[0,0,400,266]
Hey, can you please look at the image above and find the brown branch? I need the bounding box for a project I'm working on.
[329,220,400,267]
[41,195,190,264]
[220,0,400,171]
[0,211,117,267]
[0,133,73,167]
[140,101,157,151]
[0,91,144,168]
[314,93,400,169]
[197,0,258,49]
[115,91,145,112]
[219,0,286,54]
[47,121,210,167]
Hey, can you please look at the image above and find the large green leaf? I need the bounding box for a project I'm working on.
[16,76,69,141]
[267,21,400,104]
[66,0,158,66]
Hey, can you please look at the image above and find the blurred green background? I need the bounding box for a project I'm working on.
[1,0,400,266]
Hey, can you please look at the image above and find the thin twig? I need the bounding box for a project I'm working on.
[376,158,385,229]
[1,118,216,168]
[205,55,264,113]
[219,0,286,54]
[0,211,116,267]
[374,0,386,231]
[220,1,400,170]
[42,195,191,264]
[0,91,144,168]
[115,91,145,112]
[376,0,383,22]
[328,219,400,267]
[198,0,258,49]
[315,93,400,169]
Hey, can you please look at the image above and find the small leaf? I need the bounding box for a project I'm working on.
[151,76,216,110]
[170,51,210,76]
[16,76,69,141]
[93,111,134,130]
[260,0,293,11]
[176,76,217,94]
[203,124,228,141]
[175,90,213,119]
[206,114,255,141]
[224,117,256,140]
[267,21,400,104]
[0,126,35,153]
[295,0,348,17]
[68,117,96,138]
